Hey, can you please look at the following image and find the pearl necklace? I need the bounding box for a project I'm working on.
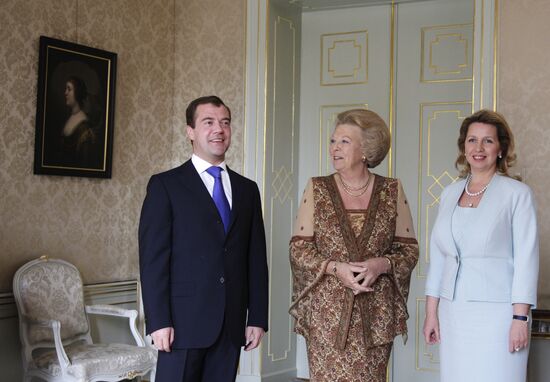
[338,173,372,197]
[464,175,489,197]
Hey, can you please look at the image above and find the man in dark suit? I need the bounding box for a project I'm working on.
[139,95,268,381]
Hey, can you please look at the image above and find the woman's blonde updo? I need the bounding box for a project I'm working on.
[335,109,391,168]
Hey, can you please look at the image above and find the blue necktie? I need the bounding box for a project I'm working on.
[206,166,231,233]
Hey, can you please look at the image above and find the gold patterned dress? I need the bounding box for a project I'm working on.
[289,174,418,382]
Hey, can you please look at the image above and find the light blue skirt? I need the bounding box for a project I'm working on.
[439,292,529,382]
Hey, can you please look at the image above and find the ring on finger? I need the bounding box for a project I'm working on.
[514,347,520,352]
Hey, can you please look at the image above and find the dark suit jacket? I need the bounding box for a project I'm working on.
[139,160,269,348]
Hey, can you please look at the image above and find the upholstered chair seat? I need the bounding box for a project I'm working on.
[33,341,156,380]
[13,257,157,382]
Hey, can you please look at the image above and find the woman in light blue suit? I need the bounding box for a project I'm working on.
[423,110,539,382]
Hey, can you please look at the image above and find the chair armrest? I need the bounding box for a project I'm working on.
[20,315,57,328]
[86,304,136,318]
[21,314,71,369]
[85,305,146,347]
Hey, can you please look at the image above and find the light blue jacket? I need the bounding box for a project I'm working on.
[425,174,539,306]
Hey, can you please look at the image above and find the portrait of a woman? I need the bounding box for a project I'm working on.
[57,76,101,169]
[34,37,116,177]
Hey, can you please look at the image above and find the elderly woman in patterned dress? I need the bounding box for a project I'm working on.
[289,109,419,382]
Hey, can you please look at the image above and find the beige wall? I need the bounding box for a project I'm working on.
[0,0,246,292]
[499,0,550,309]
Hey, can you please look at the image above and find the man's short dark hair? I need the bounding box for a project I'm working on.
[186,95,231,128]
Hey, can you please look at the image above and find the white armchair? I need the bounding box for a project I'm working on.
[13,257,157,382]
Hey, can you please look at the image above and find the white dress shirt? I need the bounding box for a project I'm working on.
[191,154,233,208]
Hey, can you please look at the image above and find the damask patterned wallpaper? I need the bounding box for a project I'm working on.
[0,0,246,291]
[172,0,246,169]
[499,0,550,308]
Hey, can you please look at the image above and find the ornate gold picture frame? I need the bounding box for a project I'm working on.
[33,36,117,178]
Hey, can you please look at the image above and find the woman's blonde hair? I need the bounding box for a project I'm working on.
[455,109,519,179]
[335,109,391,168]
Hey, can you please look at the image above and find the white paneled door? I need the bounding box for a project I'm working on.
[392,2,474,381]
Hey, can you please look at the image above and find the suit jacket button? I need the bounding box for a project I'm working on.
[220,277,225,284]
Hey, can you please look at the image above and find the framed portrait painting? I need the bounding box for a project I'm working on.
[33,36,117,178]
